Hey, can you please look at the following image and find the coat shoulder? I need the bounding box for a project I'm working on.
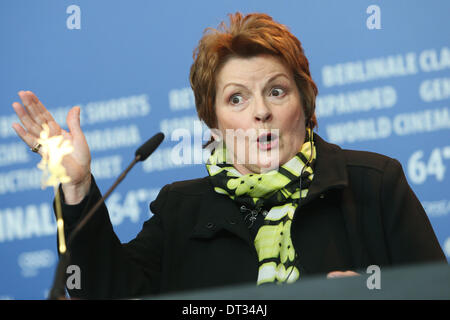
[341,148,397,174]
[149,177,212,214]
[315,133,399,174]
[165,176,212,196]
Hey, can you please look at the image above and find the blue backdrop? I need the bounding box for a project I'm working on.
[0,0,449,299]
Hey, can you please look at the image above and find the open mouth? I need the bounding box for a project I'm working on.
[257,132,279,151]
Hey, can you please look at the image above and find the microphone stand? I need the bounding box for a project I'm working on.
[48,154,142,300]
[48,132,164,300]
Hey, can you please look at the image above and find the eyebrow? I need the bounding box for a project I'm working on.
[221,73,290,93]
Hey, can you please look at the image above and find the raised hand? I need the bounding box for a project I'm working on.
[12,90,92,204]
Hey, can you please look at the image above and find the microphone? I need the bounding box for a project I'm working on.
[135,132,164,161]
[48,132,165,300]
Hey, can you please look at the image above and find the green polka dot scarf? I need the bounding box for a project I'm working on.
[206,128,316,285]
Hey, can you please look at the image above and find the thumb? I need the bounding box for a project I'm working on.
[66,106,82,136]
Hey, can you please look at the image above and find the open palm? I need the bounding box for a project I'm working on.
[12,91,92,200]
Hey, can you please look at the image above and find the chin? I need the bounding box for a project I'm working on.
[255,158,282,172]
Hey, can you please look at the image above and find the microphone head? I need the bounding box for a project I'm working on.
[135,132,165,161]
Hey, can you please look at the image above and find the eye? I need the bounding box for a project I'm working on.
[229,94,244,105]
[270,87,285,97]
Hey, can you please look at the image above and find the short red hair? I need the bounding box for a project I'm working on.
[189,12,318,130]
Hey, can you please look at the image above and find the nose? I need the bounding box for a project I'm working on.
[253,98,272,123]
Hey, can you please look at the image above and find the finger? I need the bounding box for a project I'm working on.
[23,91,66,138]
[12,123,42,155]
[326,272,340,279]
[66,106,83,137]
[342,271,360,277]
[18,91,47,126]
[327,271,346,278]
[26,90,57,124]
[46,119,62,137]
[327,271,360,279]
[12,123,30,144]
[12,101,43,136]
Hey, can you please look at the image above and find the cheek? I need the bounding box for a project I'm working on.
[217,110,250,131]
[216,112,237,143]
[283,108,304,134]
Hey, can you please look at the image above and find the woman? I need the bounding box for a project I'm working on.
[12,13,445,299]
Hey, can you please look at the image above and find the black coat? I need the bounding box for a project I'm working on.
[59,134,446,299]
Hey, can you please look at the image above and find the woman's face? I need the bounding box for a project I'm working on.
[214,54,306,174]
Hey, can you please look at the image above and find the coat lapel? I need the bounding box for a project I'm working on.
[308,134,368,269]
[301,134,348,207]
